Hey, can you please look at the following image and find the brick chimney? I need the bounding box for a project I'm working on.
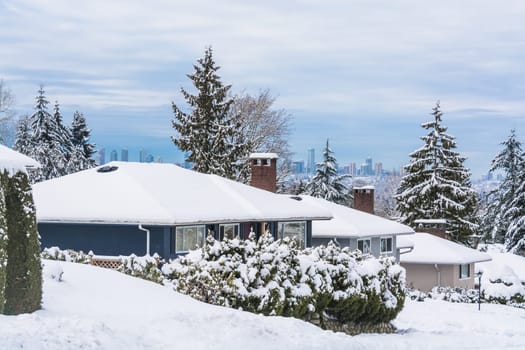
[414,219,448,239]
[353,186,374,214]
[249,153,278,193]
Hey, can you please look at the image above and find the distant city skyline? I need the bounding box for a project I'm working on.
[2,1,524,179]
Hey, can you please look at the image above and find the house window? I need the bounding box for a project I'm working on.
[278,221,306,248]
[357,239,371,255]
[459,263,471,279]
[219,223,240,240]
[174,225,205,253]
[380,237,393,254]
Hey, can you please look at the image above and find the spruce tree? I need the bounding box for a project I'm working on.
[0,178,7,313]
[70,111,96,171]
[13,115,33,156]
[395,102,478,243]
[481,130,523,243]
[171,47,247,179]
[2,170,42,314]
[304,139,351,205]
[505,172,525,254]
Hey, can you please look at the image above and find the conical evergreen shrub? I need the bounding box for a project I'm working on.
[3,170,42,314]
[0,177,7,313]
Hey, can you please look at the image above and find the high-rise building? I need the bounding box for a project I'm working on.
[121,148,129,162]
[307,148,315,174]
[139,149,148,163]
[98,148,106,165]
[374,162,383,176]
[365,157,373,176]
[349,162,357,177]
[292,160,305,174]
[110,149,118,161]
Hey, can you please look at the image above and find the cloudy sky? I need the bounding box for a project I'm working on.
[1,0,525,178]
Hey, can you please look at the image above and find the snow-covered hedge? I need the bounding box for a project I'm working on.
[163,235,405,326]
[41,246,91,264]
[117,254,164,284]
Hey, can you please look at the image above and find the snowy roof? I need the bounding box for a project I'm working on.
[399,233,492,265]
[32,162,332,225]
[476,245,525,283]
[249,153,279,159]
[292,195,415,238]
[414,219,447,224]
[354,185,375,190]
[0,144,40,173]
[397,236,415,250]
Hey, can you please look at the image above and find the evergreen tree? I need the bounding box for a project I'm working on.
[505,173,525,254]
[481,130,523,243]
[395,102,478,243]
[0,179,7,313]
[70,111,96,171]
[171,47,247,179]
[304,139,351,205]
[2,170,42,314]
[13,115,33,156]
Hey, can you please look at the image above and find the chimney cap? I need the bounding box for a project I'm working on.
[353,185,375,190]
[249,152,279,159]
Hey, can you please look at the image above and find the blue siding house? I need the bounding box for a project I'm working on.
[33,159,330,259]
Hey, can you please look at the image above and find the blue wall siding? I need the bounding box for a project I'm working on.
[311,235,399,261]
[39,223,167,256]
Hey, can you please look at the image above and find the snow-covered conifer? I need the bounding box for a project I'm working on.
[171,47,247,179]
[13,115,33,156]
[0,178,7,313]
[481,130,523,243]
[304,139,351,205]
[395,102,478,243]
[70,111,96,171]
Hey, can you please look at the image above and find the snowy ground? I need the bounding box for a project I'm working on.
[1,261,524,350]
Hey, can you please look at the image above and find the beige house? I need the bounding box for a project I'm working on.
[399,233,491,291]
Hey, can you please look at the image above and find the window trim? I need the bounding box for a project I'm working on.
[278,221,307,248]
[219,223,240,240]
[459,263,471,280]
[380,236,393,254]
[357,238,372,255]
[174,225,206,254]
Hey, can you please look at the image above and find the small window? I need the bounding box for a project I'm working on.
[219,223,240,240]
[278,221,306,248]
[459,264,471,279]
[357,238,371,255]
[380,237,393,254]
[173,225,205,253]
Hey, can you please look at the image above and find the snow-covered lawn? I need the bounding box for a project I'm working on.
[1,260,524,350]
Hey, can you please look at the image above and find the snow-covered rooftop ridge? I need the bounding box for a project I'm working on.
[399,232,491,265]
[294,195,415,238]
[0,144,40,173]
[32,162,332,225]
[414,218,447,224]
[249,152,279,159]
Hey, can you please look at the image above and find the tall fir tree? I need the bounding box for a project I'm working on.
[481,130,523,243]
[304,139,351,205]
[171,47,247,179]
[70,111,96,171]
[13,115,33,157]
[2,170,42,314]
[505,170,525,254]
[0,178,7,313]
[395,102,478,244]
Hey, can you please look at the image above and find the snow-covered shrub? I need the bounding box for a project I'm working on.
[44,262,64,282]
[481,265,525,304]
[118,254,164,284]
[428,287,479,303]
[164,235,405,326]
[41,246,91,264]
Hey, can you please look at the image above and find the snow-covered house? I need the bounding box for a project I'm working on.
[32,161,332,258]
[398,232,491,291]
[292,195,415,261]
[0,144,40,172]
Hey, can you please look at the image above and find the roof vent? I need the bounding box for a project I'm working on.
[289,196,302,201]
[97,165,119,173]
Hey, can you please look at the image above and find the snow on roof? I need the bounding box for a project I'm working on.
[414,219,447,224]
[293,195,415,238]
[249,153,279,159]
[354,185,375,190]
[0,144,40,173]
[399,232,491,265]
[476,245,525,283]
[32,162,332,225]
[397,236,415,250]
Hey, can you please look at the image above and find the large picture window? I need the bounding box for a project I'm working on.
[219,223,239,240]
[357,238,371,255]
[380,237,393,254]
[174,225,205,253]
[459,263,471,279]
[278,221,306,248]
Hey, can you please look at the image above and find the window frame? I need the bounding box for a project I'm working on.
[174,225,206,254]
[357,238,372,255]
[459,263,471,279]
[278,221,307,248]
[219,223,240,240]
[380,236,393,254]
